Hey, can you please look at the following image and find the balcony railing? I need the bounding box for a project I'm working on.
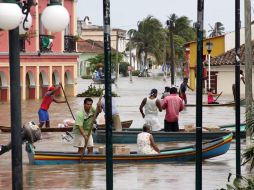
[64,35,77,52]
[39,34,53,52]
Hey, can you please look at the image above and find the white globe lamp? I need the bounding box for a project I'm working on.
[0,2,23,30]
[41,4,69,32]
[19,13,33,34]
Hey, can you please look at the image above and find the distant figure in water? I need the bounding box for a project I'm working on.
[0,121,41,155]
[137,124,160,154]
[207,89,219,104]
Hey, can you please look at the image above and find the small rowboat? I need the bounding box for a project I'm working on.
[97,120,133,130]
[185,99,245,107]
[26,133,233,165]
[94,129,232,144]
[0,120,133,133]
[94,123,244,144]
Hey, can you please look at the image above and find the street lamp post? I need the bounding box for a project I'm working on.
[0,1,69,189]
[206,41,213,89]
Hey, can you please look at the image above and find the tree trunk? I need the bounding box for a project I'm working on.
[170,26,175,86]
[244,0,253,148]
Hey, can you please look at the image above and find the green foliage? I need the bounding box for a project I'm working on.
[87,53,124,73]
[131,70,140,76]
[218,174,254,190]
[81,75,92,79]
[119,62,130,77]
[77,84,117,97]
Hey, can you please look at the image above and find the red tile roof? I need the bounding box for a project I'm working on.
[77,39,104,53]
[211,41,254,66]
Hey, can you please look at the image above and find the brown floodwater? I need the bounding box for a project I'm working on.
[0,75,250,190]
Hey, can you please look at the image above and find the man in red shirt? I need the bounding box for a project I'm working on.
[161,87,184,132]
[38,82,66,128]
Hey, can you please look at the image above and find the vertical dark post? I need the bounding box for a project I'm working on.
[9,27,23,189]
[169,20,175,85]
[235,0,241,178]
[196,0,204,189]
[103,0,113,189]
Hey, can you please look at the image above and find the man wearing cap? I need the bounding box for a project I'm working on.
[38,82,66,128]
[139,88,162,131]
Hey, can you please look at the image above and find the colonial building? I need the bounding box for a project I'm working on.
[0,0,78,101]
[184,24,254,92]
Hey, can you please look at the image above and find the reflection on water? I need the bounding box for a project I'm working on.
[0,76,249,189]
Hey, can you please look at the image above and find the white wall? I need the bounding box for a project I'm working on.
[224,24,254,52]
[215,66,253,98]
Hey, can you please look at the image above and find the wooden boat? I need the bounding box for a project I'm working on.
[94,129,232,144]
[0,120,133,133]
[185,99,245,107]
[97,120,133,129]
[26,133,233,165]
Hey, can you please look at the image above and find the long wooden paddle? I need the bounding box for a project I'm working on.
[80,94,103,161]
[59,83,75,120]
[215,91,223,102]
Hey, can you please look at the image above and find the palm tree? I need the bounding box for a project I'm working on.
[208,22,225,37]
[165,14,196,82]
[128,16,164,71]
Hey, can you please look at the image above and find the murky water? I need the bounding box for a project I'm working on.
[0,74,250,190]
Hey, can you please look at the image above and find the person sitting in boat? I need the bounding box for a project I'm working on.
[207,88,219,104]
[139,88,163,131]
[0,121,42,155]
[137,124,160,154]
[94,67,104,81]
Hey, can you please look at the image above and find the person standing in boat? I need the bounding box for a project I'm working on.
[161,86,171,99]
[0,121,41,155]
[161,87,184,132]
[179,77,194,104]
[72,98,102,154]
[232,69,245,101]
[207,89,219,104]
[139,88,163,131]
[137,124,160,154]
[98,96,122,131]
[38,82,66,128]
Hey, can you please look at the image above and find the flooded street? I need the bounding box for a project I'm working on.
[0,75,249,190]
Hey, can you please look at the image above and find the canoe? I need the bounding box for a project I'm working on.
[185,99,245,107]
[93,123,244,144]
[0,120,133,133]
[93,129,232,144]
[26,133,233,165]
[97,120,133,129]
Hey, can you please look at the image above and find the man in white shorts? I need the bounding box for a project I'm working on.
[72,98,101,154]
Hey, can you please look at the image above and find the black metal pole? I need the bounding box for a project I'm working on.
[196,0,204,189]
[235,0,241,178]
[103,0,113,189]
[169,20,175,86]
[9,27,23,189]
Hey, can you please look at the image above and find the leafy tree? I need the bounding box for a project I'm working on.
[128,16,164,68]
[208,22,225,37]
[87,53,124,73]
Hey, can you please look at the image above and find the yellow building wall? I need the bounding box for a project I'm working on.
[188,36,225,89]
